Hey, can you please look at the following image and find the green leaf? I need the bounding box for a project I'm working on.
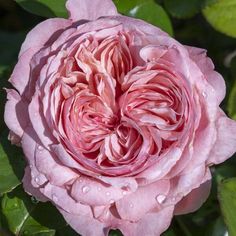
[1,187,69,235]
[15,0,68,18]
[130,2,173,36]
[164,0,203,19]
[203,0,236,38]
[0,129,26,195]
[228,80,236,120]
[1,187,36,234]
[109,229,123,236]
[206,217,227,236]
[218,178,236,236]
[113,0,145,14]
[0,31,25,65]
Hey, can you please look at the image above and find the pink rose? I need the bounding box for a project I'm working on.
[4,0,236,235]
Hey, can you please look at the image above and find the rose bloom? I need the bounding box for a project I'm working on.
[4,0,236,235]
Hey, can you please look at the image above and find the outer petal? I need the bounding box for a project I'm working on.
[22,166,48,202]
[58,208,108,236]
[9,48,40,95]
[66,0,118,22]
[120,206,174,236]
[186,46,226,104]
[116,180,170,221]
[4,89,28,137]
[19,18,71,57]
[207,111,236,165]
[174,180,211,215]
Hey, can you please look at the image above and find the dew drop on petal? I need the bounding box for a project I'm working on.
[52,194,58,202]
[202,91,207,98]
[156,194,166,204]
[82,186,90,194]
[129,203,134,208]
[171,196,176,202]
[122,191,127,195]
[98,187,101,192]
[106,192,111,196]
[109,199,115,204]
[37,145,43,151]
[34,177,40,183]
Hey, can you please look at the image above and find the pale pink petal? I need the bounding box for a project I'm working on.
[66,0,118,22]
[21,127,48,188]
[19,18,71,57]
[120,206,174,236]
[207,110,236,164]
[34,146,78,186]
[186,46,226,104]
[58,208,108,236]
[70,177,125,206]
[174,180,211,215]
[28,92,57,148]
[4,89,28,137]
[9,48,40,95]
[116,180,170,221]
[168,165,210,205]
[22,166,48,202]
[42,183,93,216]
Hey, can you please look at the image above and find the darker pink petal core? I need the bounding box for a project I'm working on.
[66,0,118,22]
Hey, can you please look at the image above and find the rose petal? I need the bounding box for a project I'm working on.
[207,110,236,165]
[120,206,174,236]
[116,179,170,221]
[58,208,108,236]
[22,166,48,202]
[19,18,71,57]
[186,46,226,104]
[4,89,28,137]
[174,180,211,215]
[66,0,118,22]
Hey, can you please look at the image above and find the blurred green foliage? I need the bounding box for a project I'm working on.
[0,0,236,235]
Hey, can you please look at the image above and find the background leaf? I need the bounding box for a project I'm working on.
[0,130,26,196]
[15,0,67,18]
[1,186,77,236]
[113,0,173,36]
[228,81,236,120]
[164,0,203,19]
[203,0,236,38]
[218,178,236,236]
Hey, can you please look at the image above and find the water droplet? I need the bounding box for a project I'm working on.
[122,191,127,195]
[129,203,134,208]
[37,145,43,151]
[109,199,115,204]
[202,91,207,98]
[34,177,40,183]
[79,179,83,183]
[156,194,166,204]
[171,196,176,202]
[52,194,58,202]
[82,186,90,193]
[14,202,18,208]
[31,196,39,204]
[98,187,101,191]
[106,192,110,196]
